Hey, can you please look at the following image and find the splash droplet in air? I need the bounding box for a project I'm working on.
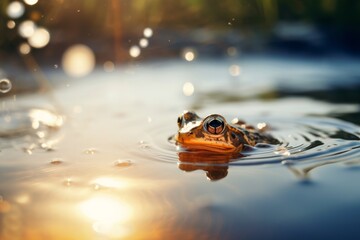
[0,79,12,93]
[6,1,25,19]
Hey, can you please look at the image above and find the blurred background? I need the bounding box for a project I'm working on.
[1,0,360,91]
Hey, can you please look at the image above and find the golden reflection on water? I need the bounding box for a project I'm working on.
[79,195,133,238]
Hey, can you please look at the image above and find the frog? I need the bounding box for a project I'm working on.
[175,111,279,153]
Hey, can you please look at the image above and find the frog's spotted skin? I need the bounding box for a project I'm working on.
[175,111,279,153]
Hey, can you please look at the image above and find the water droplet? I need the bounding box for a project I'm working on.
[84,148,97,155]
[24,0,38,5]
[129,46,141,58]
[114,159,133,168]
[62,44,95,77]
[63,178,73,186]
[6,1,25,19]
[229,64,241,76]
[0,78,12,93]
[281,160,295,165]
[257,122,267,130]
[182,82,195,96]
[143,28,153,38]
[19,43,31,55]
[50,158,63,165]
[139,38,149,48]
[28,27,50,48]
[275,146,291,156]
[138,140,150,149]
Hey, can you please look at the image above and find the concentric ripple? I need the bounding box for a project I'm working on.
[139,116,360,168]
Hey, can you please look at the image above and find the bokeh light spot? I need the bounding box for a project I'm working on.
[139,38,149,48]
[229,64,241,76]
[62,44,96,77]
[7,20,16,29]
[28,27,50,48]
[183,82,195,96]
[19,43,31,55]
[182,48,196,62]
[103,61,115,72]
[18,20,37,38]
[6,1,25,19]
[24,0,38,5]
[143,28,153,38]
[129,46,141,58]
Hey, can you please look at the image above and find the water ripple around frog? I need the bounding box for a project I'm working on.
[140,115,360,171]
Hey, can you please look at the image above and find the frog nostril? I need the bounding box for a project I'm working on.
[207,119,224,134]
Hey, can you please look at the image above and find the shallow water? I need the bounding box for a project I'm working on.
[1,58,360,239]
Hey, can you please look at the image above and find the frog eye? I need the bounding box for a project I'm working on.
[204,116,225,134]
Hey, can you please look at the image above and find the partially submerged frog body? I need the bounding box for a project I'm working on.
[175,111,279,153]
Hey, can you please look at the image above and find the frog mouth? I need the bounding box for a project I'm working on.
[176,137,241,153]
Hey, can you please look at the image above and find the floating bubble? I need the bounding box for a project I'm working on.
[229,64,241,76]
[24,0,38,5]
[7,20,16,29]
[129,46,141,58]
[183,82,195,96]
[84,148,97,154]
[182,48,196,62]
[103,61,115,72]
[139,38,149,48]
[0,78,12,93]
[143,28,153,38]
[62,44,95,77]
[18,20,36,38]
[114,159,133,168]
[28,27,50,48]
[63,178,73,186]
[6,1,25,19]
[50,158,63,165]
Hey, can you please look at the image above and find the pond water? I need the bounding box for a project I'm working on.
[1,57,360,239]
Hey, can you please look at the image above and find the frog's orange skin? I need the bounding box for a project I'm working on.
[175,111,278,153]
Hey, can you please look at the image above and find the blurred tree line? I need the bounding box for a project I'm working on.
[0,0,359,50]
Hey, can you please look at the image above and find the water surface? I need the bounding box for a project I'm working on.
[1,58,360,239]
